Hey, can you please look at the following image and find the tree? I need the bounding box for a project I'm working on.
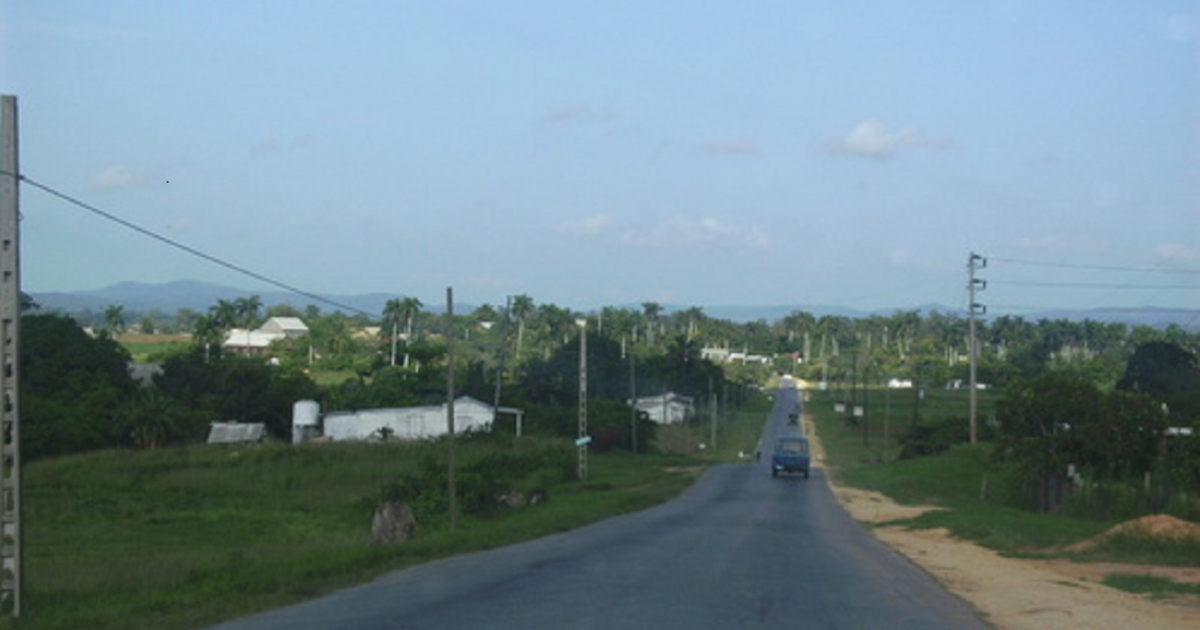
[1117,341,1199,397]
[641,302,662,347]
[383,298,404,367]
[995,373,1102,513]
[398,296,423,368]
[233,295,263,328]
[121,389,184,449]
[511,294,534,361]
[20,313,138,458]
[104,304,126,336]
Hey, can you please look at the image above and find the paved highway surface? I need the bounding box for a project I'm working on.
[206,381,992,630]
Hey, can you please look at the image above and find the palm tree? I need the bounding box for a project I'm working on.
[210,299,239,331]
[399,296,423,368]
[193,314,225,362]
[382,298,404,366]
[233,295,263,328]
[511,294,535,360]
[103,304,126,336]
[641,302,662,347]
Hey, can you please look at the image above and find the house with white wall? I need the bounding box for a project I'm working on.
[630,392,694,424]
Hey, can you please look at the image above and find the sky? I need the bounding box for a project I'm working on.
[1,1,1197,316]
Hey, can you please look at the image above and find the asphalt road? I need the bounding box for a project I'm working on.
[206,382,992,630]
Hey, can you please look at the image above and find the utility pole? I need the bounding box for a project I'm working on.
[577,318,588,480]
[0,94,22,617]
[445,287,457,530]
[628,348,637,454]
[968,252,987,446]
[492,295,510,420]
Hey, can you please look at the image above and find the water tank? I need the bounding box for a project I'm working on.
[292,400,320,444]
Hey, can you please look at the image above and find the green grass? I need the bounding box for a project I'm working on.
[809,388,1200,563]
[1102,573,1200,599]
[6,397,774,630]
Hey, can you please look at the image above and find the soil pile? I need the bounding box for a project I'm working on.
[1067,514,1200,552]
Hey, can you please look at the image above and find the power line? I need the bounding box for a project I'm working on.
[1,169,373,317]
[990,280,1198,290]
[992,256,1200,275]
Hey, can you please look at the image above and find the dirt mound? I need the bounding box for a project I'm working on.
[1068,514,1200,552]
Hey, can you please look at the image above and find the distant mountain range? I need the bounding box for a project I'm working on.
[27,280,1200,331]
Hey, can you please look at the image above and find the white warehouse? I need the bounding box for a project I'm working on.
[322,396,494,441]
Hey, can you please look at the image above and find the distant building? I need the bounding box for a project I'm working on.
[629,392,694,424]
[224,317,309,356]
[207,422,267,444]
[258,317,309,339]
[323,396,495,441]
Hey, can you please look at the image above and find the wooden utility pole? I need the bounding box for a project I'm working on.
[0,94,22,617]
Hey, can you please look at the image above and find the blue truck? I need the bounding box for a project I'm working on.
[770,436,811,478]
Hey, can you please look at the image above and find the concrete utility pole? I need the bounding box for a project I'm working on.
[577,318,588,481]
[445,287,457,530]
[967,252,987,446]
[0,94,22,617]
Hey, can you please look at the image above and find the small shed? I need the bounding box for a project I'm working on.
[207,422,267,444]
[323,396,494,442]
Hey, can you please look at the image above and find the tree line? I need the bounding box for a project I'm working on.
[21,295,1200,508]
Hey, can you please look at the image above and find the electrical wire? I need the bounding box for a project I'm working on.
[991,256,1200,275]
[0,169,374,318]
[989,280,1198,290]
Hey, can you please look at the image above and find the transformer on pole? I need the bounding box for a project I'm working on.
[967,252,987,446]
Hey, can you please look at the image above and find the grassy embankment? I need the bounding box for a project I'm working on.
[808,385,1200,594]
[5,390,773,630]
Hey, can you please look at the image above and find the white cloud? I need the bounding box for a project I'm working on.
[557,214,615,237]
[558,214,769,253]
[93,166,138,190]
[831,119,946,160]
[621,216,769,253]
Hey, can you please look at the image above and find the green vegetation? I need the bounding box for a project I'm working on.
[14,293,1199,625]
[811,386,1200,564]
[13,439,719,630]
[1102,573,1200,599]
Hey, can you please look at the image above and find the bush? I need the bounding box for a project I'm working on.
[375,437,574,524]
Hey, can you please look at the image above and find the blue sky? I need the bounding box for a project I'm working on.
[2,1,1197,314]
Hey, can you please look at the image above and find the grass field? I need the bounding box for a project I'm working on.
[6,394,774,630]
[116,334,192,362]
[808,385,1200,577]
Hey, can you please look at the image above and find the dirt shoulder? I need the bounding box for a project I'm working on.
[811,432,1200,629]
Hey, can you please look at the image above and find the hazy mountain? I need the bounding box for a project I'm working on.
[27,281,1199,330]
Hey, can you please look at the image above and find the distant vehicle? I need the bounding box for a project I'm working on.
[770,436,811,478]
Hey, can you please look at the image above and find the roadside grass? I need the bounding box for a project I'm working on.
[9,397,772,630]
[1101,573,1200,599]
[808,388,1200,562]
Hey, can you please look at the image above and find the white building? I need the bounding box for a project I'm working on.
[323,396,494,441]
[630,392,695,424]
[224,317,309,355]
